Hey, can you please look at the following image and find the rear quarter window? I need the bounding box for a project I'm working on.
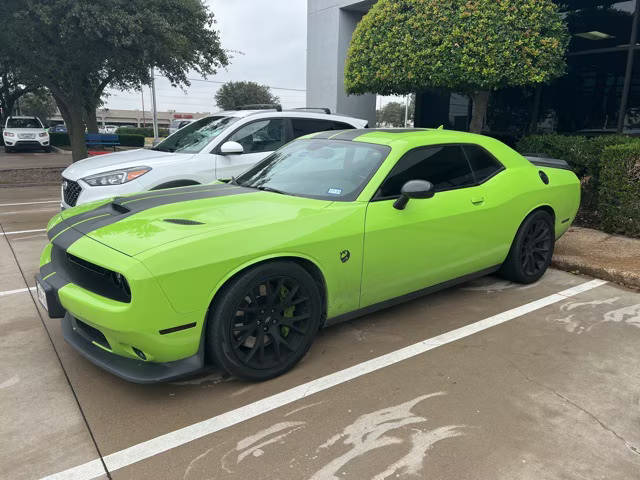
[462,145,504,183]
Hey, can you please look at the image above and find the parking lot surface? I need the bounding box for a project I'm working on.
[1,184,639,480]
[0,149,72,171]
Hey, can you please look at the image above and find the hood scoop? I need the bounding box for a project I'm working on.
[163,218,205,226]
[110,198,131,214]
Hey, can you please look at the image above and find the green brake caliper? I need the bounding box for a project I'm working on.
[280,286,293,337]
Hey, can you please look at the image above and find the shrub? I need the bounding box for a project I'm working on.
[517,134,640,227]
[117,134,145,147]
[599,143,640,237]
[50,132,70,146]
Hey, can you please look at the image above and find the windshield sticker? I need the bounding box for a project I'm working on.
[327,188,342,195]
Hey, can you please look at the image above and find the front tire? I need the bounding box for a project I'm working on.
[207,261,322,381]
[4,147,13,153]
[499,210,555,284]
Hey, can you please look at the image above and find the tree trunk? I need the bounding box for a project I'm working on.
[84,104,99,134]
[469,90,490,134]
[528,86,543,134]
[68,105,88,162]
[52,92,88,162]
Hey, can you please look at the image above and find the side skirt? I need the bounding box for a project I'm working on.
[324,265,501,327]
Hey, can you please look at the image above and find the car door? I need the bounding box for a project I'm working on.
[215,118,287,179]
[360,144,499,307]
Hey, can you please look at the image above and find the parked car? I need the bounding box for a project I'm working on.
[58,109,368,208]
[3,116,51,153]
[168,118,195,135]
[50,124,68,134]
[37,128,579,383]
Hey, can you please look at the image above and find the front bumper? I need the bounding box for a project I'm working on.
[62,314,205,383]
[37,234,207,383]
[5,139,49,149]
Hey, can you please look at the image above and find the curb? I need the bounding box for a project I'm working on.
[552,256,640,291]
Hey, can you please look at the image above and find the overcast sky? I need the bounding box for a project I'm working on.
[105,0,308,113]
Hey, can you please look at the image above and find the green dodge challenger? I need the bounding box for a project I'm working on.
[37,129,579,382]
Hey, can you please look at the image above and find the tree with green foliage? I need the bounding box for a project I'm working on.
[20,90,57,125]
[2,0,228,161]
[345,0,569,133]
[0,58,35,126]
[215,81,280,111]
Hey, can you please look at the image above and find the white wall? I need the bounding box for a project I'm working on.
[306,0,377,126]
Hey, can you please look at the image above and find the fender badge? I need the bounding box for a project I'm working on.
[340,250,350,263]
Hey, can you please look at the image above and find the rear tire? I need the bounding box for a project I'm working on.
[207,261,322,381]
[499,210,555,284]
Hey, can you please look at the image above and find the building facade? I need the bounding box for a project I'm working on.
[307,0,640,140]
[48,109,211,129]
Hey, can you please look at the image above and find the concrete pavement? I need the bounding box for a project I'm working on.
[1,185,639,480]
[0,149,71,171]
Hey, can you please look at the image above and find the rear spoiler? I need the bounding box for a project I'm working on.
[524,154,572,171]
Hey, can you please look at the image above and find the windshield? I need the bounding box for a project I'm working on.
[7,118,42,129]
[235,139,390,201]
[153,116,238,153]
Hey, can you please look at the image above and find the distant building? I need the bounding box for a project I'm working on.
[49,109,211,129]
[307,0,640,140]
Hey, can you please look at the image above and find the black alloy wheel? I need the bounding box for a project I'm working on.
[520,218,552,277]
[207,261,322,380]
[499,210,555,284]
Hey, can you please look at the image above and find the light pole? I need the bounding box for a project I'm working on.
[404,95,409,127]
[150,68,159,140]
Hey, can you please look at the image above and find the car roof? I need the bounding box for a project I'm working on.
[214,109,367,125]
[7,116,39,120]
[302,128,500,147]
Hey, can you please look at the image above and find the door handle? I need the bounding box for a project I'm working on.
[471,196,485,205]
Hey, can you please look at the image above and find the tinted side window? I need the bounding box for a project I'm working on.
[290,118,354,139]
[229,119,286,154]
[377,146,474,198]
[463,145,503,183]
[332,121,355,130]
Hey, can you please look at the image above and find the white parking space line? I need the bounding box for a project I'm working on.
[0,287,36,297]
[40,278,607,480]
[1,228,47,236]
[0,200,59,207]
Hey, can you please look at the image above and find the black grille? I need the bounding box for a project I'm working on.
[63,178,82,207]
[74,318,110,350]
[51,245,131,303]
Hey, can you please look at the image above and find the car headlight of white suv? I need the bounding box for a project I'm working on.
[83,167,152,186]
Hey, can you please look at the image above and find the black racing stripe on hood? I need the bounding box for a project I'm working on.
[48,184,254,249]
[48,184,228,240]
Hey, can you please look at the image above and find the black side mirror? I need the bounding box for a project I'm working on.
[393,180,435,210]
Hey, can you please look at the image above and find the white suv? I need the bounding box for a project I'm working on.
[60,109,368,208]
[3,116,51,153]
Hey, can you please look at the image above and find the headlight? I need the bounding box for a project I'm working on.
[3,132,15,137]
[83,167,151,187]
[39,132,48,137]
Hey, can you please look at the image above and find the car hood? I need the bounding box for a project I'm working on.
[52,184,332,256]
[62,149,195,180]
